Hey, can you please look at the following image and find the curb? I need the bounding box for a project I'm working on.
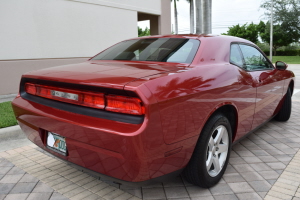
[0,125,25,141]
[0,93,17,103]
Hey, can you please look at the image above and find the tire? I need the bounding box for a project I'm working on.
[183,113,232,188]
[275,88,291,122]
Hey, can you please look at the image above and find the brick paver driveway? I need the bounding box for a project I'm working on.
[1,64,300,200]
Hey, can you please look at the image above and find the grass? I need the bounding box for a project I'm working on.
[270,56,300,64]
[0,101,18,128]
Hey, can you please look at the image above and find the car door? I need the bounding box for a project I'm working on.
[238,44,285,130]
[229,44,257,140]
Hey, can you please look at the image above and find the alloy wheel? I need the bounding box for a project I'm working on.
[206,125,229,177]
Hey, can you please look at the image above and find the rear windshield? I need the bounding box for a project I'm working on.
[92,38,200,64]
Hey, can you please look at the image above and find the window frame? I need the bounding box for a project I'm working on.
[230,42,275,72]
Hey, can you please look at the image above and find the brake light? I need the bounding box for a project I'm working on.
[82,94,105,109]
[25,83,105,109]
[24,83,144,115]
[106,95,145,115]
[25,83,36,95]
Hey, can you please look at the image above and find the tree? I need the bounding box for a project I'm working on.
[138,27,150,37]
[194,0,212,34]
[222,22,259,43]
[171,0,179,34]
[260,0,300,34]
[195,0,202,34]
[257,21,299,55]
[187,0,195,33]
[201,0,212,34]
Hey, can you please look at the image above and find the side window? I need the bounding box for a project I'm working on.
[239,44,273,71]
[230,44,244,68]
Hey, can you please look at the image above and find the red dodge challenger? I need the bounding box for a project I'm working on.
[12,34,294,188]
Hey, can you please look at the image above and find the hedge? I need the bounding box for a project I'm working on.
[263,49,300,56]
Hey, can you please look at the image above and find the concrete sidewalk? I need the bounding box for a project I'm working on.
[0,94,17,103]
[1,64,300,200]
[0,126,31,152]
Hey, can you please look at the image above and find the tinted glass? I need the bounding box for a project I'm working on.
[230,44,244,68]
[92,38,200,64]
[239,44,273,71]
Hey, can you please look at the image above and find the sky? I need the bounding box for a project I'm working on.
[138,0,268,35]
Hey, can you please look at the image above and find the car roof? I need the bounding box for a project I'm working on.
[130,34,254,45]
[137,34,215,39]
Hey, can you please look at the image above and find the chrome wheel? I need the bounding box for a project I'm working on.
[206,125,229,177]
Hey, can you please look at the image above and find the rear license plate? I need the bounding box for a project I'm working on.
[47,132,67,155]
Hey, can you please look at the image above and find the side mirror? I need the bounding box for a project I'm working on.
[275,61,288,70]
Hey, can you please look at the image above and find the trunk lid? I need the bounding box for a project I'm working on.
[23,60,188,89]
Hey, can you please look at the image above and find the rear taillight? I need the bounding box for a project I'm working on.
[25,83,105,109]
[24,83,144,115]
[106,95,145,115]
[25,83,37,95]
[82,93,105,109]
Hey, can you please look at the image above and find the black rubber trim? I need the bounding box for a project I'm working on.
[20,78,144,124]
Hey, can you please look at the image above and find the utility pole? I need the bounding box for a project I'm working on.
[270,0,273,62]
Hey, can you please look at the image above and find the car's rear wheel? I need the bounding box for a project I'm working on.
[183,113,232,188]
[275,88,291,122]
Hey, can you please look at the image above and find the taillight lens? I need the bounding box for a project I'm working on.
[24,83,144,115]
[82,93,105,109]
[106,95,145,115]
[25,83,105,109]
[25,83,36,95]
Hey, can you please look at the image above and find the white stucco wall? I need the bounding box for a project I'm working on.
[0,0,169,95]
[70,0,161,15]
[0,0,161,60]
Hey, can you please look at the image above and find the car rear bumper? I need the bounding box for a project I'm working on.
[12,96,194,183]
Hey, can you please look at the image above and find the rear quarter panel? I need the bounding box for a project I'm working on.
[143,63,243,144]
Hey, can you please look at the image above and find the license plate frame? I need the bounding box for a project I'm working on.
[47,132,67,156]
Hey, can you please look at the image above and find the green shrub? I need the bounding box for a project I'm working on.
[263,49,300,56]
